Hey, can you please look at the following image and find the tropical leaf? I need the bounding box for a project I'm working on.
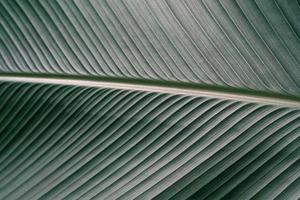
[0,0,299,200]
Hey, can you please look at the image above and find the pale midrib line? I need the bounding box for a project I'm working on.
[0,75,299,108]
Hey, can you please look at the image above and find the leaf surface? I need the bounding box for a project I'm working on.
[0,0,299,199]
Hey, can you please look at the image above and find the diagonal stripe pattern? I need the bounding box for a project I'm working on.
[0,82,299,200]
[1,0,300,95]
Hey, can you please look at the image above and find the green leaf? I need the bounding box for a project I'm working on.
[0,0,299,199]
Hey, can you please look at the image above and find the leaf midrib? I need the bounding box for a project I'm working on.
[0,72,299,108]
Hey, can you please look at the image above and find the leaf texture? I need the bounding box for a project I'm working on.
[0,0,300,200]
[0,0,300,95]
[0,82,299,200]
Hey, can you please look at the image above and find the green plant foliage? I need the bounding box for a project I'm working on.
[1,0,300,95]
[0,0,299,200]
[0,82,299,200]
